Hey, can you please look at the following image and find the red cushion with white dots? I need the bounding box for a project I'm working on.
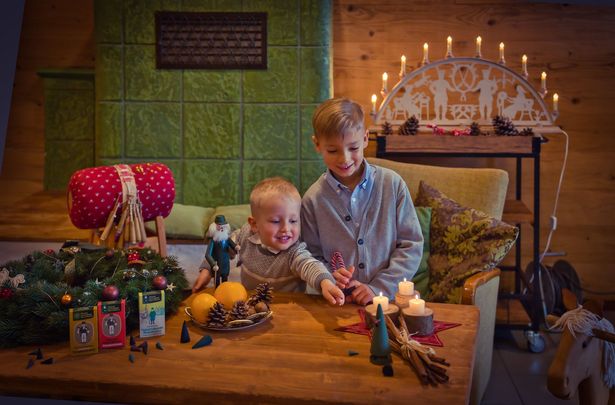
[67,163,175,229]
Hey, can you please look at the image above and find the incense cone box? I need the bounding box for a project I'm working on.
[402,307,434,336]
[365,303,400,329]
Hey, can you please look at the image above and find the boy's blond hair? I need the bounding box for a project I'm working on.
[312,98,365,140]
[249,177,301,214]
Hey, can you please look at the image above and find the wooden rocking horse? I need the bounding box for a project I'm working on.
[547,289,615,405]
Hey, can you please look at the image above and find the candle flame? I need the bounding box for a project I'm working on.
[447,36,452,44]
[553,93,559,101]
[382,72,388,81]
[371,94,377,103]
[379,292,383,297]
[541,71,547,80]
[499,42,504,50]
[423,42,428,50]
[522,54,527,62]
[403,277,407,282]
[476,36,482,44]
[401,55,406,62]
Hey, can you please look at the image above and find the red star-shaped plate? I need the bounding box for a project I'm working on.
[334,308,461,347]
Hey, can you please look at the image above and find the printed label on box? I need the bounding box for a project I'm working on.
[138,290,165,338]
[97,299,126,349]
[69,306,98,355]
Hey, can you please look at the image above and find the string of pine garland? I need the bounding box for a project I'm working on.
[0,247,188,347]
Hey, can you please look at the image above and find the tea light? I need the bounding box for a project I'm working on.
[522,54,529,78]
[372,292,389,312]
[382,72,388,93]
[446,35,453,58]
[541,72,548,96]
[475,36,482,58]
[499,42,506,65]
[371,94,377,115]
[422,42,429,65]
[398,278,414,296]
[399,55,406,78]
[407,298,425,316]
[553,93,559,112]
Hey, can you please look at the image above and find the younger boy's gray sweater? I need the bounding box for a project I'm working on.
[301,164,423,298]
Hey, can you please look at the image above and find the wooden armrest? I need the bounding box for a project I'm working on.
[461,268,501,305]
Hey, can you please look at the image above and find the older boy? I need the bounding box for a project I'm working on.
[301,98,423,305]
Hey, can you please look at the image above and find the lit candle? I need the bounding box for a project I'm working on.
[408,298,425,316]
[553,93,559,112]
[422,42,429,65]
[398,278,414,296]
[382,72,388,93]
[521,54,528,78]
[400,55,406,78]
[499,42,505,64]
[372,292,389,312]
[541,71,547,96]
[446,35,453,57]
[476,36,482,58]
[371,94,377,114]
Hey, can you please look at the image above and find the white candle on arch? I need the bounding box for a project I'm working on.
[382,72,388,93]
[553,93,559,112]
[372,292,389,312]
[522,54,529,78]
[541,71,548,96]
[446,36,453,57]
[499,42,505,64]
[398,278,414,296]
[422,42,429,64]
[476,36,482,58]
[400,55,406,78]
[371,94,377,114]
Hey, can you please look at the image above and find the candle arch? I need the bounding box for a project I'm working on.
[371,56,557,130]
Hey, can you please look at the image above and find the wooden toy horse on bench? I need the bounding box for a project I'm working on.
[548,290,615,405]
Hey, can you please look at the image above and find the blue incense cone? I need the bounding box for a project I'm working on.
[369,303,392,366]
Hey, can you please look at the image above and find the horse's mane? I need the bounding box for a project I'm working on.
[552,306,615,388]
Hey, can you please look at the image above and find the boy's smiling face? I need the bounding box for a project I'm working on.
[313,127,369,189]
[249,193,301,252]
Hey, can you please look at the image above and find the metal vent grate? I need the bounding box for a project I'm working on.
[155,11,267,69]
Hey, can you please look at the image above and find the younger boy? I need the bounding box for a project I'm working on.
[301,97,424,305]
[193,177,345,306]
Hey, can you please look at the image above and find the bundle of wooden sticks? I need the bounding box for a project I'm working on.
[99,194,147,246]
[384,314,450,385]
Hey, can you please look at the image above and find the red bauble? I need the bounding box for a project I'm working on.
[101,285,120,301]
[44,249,55,255]
[105,249,115,258]
[152,275,168,290]
[0,287,14,300]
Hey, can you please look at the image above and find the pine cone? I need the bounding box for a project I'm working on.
[207,302,228,327]
[230,301,249,320]
[381,121,394,136]
[493,115,518,136]
[519,127,534,136]
[399,116,419,135]
[248,282,274,306]
[469,122,481,136]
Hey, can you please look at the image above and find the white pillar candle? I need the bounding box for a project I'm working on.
[553,93,559,112]
[400,55,406,78]
[499,42,505,64]
[372,292,389,312]
[382,72,388,93]
[522,54,528,78]
[422,42,429,65]
[371,94,377,115]
[398,278,414,296]
[476,36,482,58]
[541,71,547,96]
[408,298,425,316]
[446,36,453,57]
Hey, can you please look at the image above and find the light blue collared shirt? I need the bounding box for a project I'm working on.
[324,160,375,228]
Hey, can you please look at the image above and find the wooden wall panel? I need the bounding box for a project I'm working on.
[333,0,615,300]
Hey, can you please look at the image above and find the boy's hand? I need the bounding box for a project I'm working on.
[346,281,375,306]
[332,265,355,289]
[320,279,345,306]
[192,269,212,294]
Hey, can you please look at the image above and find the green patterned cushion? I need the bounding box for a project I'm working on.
[411,206,431,298]
[415,181,518,304]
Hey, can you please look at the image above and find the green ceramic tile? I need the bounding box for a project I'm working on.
[45,140,94,190]
[125,103,181,157]
[244,0,298,46]
[242,160,299,203]
[124,0,180,44]
[300,160,325,195]
[300,104,321,159]
[300,47,331,103]
[96,103,122,157]
[96,45,123,101]
[244,104,298,159]
[184,160,240,206]
[300,0,331,46]
[95,0,122,43]
[45,90,94,141]
[97,157,121,167]
[184,103,241,159]
[125,45,180,101]
[244,48,298,102]
[183,71,241,102]
[181,0,242,12]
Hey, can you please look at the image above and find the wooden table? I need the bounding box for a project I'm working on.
[0,292,479,404]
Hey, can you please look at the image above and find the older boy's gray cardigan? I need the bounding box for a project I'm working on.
[301,164,423,298]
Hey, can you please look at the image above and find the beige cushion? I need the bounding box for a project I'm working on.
[212,204,251,231]
[367,157,508,219]
[145,203,215,239]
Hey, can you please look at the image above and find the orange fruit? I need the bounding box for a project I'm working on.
[190,293,218,323]
[214,282,248,309]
